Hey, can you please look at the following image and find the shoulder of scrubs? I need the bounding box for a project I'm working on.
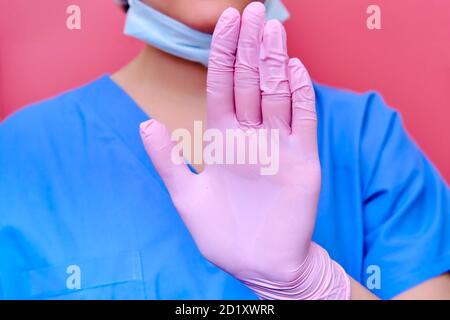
[0,80,104,299]
[314,83,450,299]
[0,85,87,199]
[0,76,123,180]
[0,76,137,235]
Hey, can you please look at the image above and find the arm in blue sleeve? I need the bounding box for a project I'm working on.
[360,93,450,299]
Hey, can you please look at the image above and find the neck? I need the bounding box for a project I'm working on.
[112,45,208,113]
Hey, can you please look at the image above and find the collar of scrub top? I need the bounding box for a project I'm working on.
[87,76,154,172]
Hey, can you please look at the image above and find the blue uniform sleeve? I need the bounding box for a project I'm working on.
[360,94,450,299]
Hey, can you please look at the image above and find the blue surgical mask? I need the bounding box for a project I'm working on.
[265,0,290,22]
[124,0,290,66]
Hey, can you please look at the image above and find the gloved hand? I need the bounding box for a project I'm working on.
[140,2,351,300]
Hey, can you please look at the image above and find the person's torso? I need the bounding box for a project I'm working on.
[0,76,368,299]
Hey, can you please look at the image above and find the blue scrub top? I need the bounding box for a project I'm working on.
[1,75,449,300]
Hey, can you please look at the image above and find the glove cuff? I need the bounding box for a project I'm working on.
[243,242,351,300]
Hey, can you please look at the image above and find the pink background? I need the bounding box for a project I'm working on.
[0,0,449,182]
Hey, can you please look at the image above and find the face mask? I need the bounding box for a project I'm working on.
[124,0,290,66]
[265,0,290,22]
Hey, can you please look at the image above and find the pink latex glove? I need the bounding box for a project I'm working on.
[140,3,351,300]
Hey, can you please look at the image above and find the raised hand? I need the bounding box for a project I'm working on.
[140,2,350,300]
